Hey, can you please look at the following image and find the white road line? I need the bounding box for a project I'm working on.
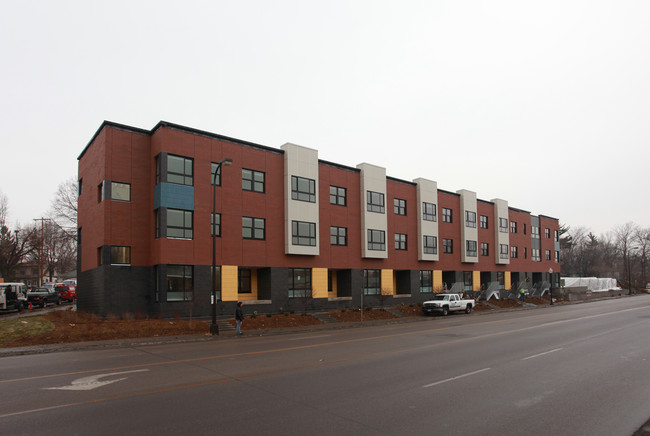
[522,348,563,361]
[288,335,332,341]
[423,368,491,388]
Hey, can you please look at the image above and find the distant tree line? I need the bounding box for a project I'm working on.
[560,222,650,289]
[0,177,77,283]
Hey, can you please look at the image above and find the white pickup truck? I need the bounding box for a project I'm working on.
[422,293,475,316]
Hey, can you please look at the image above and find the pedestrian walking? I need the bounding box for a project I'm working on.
[235,302,244,335]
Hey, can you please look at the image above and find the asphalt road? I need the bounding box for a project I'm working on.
[1,296,649,435]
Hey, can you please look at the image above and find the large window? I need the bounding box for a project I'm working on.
[239,268,252,293]
[242,217,265,240]
[211,213,221,237]
[367,229,386,251]
[545,228,551,239]
[330,226,347,246]
[532,226,540,239]
[423,202,436,221]
[499,218,508,233]
[292,221,316,246]
[110,246,131,265]
[330,186,346,206]
[510,221,517,233]
[465,211,477,228]
[420,270,433,293]
[288,268,312,298]
[511,246,518,258]
[166,265,193,302]
[532,248,541,261]
[156,208,193,239]
[500,244,509,259]
[443,238,453,254]
[291,176,316,203]
[167,155,193,186]
[363,269,381,295]
[424,235,437,254]
[481,242,489,256]
[394,198,406,216]
[242,169,265,193]
[466,240,477,257]
[442,208,452,223]
[395,233,407,250]
[367,191,385,213]
[480,215,488,229]
[111,182,131,201]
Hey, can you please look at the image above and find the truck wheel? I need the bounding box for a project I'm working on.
[465,305,472,314]
[442,306,449,316]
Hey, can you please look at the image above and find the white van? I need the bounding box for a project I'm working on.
[0,282,27,311]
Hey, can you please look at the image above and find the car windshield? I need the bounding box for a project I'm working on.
[29,288,48,293]
[432,295,448,301]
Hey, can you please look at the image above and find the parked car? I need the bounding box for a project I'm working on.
[55,283,77,302]
[27,287,61,308]
[422,293,475,316]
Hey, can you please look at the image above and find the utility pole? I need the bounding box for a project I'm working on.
[33,218,51,286]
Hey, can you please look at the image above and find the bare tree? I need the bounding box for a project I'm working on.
[635,227,650,285]
[49,177,78,230]
[0,193,38,281]
[614,222,639,292]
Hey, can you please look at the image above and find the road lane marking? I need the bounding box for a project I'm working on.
[522,348,563,361]
[44,369,149,391]
[288,335,332,341]
[423,368,491,388]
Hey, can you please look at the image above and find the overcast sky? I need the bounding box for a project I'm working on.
[1,0,648,236]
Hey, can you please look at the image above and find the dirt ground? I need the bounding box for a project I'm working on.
[1,296,558,348]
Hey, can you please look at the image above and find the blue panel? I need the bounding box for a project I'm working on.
[153,183,194,211]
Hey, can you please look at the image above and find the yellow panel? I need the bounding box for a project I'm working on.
[312,268,328,299]
[221,265,238,301]
[473,271,481,291]
[433,270,443,292]
[381,269,394,295]
[505,271,511,290]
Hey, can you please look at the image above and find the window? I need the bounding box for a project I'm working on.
[424,235,437,254]
[511,246,518,258]
[367,229,385,251]
[78,179,83,196]
[363,269,381,295]
[554,230,559,242]
[546,250,551,261]
[500,244,509,259]
[532,248,541,261]
[463,271,473,291]
[443,238,453,254]
[167,155,193,186]
[291,176,316,203]
[532,226,540,239]
[545,228,551,239]
[156,209,193,239]
[288,268,312,298]
[442,208,452,223]
[243,217,265,240]
[466,211,477,228]
[211,162,223,186]
[211,213,221,237]
[97,182,103,203]
[466,240,477,257]
[242,169,265,193]
[330,226,347,246]
[481,242,489,256]
[394,198,406,215]
[111,182,131,201]
[480,215,488,229]
[292,221,316,246]
[330,186,346,206]
[395,233,407,250]
[110,246,130,265]
[555,251,560,262]
[499,218,508,233]
[166,265,193,302]
[367,191,385,213]
[238,268,252,293]
[420,270,433,293]
[423,202,437,221]
[523,223,527,235]
[510,221,517,233]
[524,247,528,259]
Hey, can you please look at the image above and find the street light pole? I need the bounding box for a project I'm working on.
[210,158,232,336]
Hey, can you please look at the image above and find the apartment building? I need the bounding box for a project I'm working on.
[77,121,560,317]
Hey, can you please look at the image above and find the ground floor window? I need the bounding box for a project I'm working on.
[420,270,432,293]
[288,268,311,298]
[110,246,131,265]
[167,265,193,302]
[239,268,252,293]
[363,269,381,295]
[463,271,473,291]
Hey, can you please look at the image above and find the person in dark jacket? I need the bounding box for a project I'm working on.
[235,302,244,335]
